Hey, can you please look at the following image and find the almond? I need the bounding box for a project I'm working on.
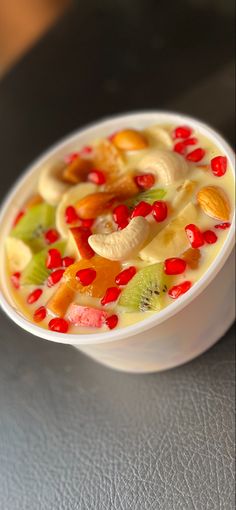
[75,192,116,219]
[112,129,148,151]
[197,185,230,221]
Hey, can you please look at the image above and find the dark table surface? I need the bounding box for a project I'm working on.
[0,2,235,509]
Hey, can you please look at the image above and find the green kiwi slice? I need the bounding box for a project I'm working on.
[11,203,56,252]
[126,188,166,208]
[21,241,65,286]
[118,263,170,312]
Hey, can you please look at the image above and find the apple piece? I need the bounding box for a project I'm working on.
[67,303,108,328]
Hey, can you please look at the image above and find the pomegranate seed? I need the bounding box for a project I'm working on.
[44,229,60,244]
[152,201,168,222]
[184,137,198,146]
[65,205,79,224]
[62,256,75,268]
[33,306,47,323]
[65,152,79,164]
[48,317,69,333]
[46,248,62,269]
[173,125,192,139]
[47,269,65,287]
[131,201,152,218]
[101,287,121,305]
[76,268,97,286]
[135,173,155,189]
[81,218,94,228]
[13,210,25,226]
[11,272,21,289]
[186,148,205,162]
[115,266,136,285]
[106,314,119,330]
[211,156,227,177]
[203,230,218,244]
[88,169,106,185]
[214,222,231,230]
[113,204,130,229]
[27,288,43,304]
[80,145,93,156]
[174,141,186,155]
[185,224,204,249]
[168,281,192,299]
[164,258,187,275]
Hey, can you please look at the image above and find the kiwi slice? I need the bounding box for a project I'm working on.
[11,203,56,252]
[119,263,170,312]
[126,188,166,208]
[21,241,65,286]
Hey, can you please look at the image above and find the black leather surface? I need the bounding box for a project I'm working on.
[0,2,235,508]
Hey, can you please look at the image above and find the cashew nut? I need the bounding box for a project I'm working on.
[137,149,189,186]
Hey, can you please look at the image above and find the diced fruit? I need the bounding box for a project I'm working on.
[75,192,115,219]
[113,204,130,229]
[48,317,69,333]
[24,194,43,210]
[182,248,201,269]
[46,248,62,269]
[21,242,65,285]
[47,269,65,287]
[112,129,148,151]
[62,155,93,184]
[203,230,218,244]
[13,210,25,226]
[197,186,230,221]
[93,139,125,177]
[135,174,155,190]
[27,288,43,304]
[106,173,139,199]
[131,201,152,218]
[126,188,166,208]
[152,201,168,222]
[118,263,170,312]
[173,180,197,211]
[168,281,192,299]
[61,256,75,267]
[11,202,56,252]
[56,182,97,238]
[11,272,21,289]
[88,169,106,185]
[106,314,119,330]
[186,148,205,162]
[76,268,97,286]
[44,229,60,244]
[211,156,227,177]
[69,227,94,259]
[5,237,32,272]
[185,224,204,249]
[164,258,186,275]
[47,282,75,317]
[214,222,231,230]
[64,256,121,297]
[173,125,192,139]
[65,205,79,224]
[67,304,108,328]
[33,306,47,322]
[115,266,136,285]
[101,287,121,305]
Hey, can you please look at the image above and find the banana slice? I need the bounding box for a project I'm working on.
[145,126,173,148]
[56,182,97,237]
[140,202,198,263]
[6,237,32,272]
[88,217,150,261]
[172,180,197,212]
[38,162,70,206]
[137,149,189,186]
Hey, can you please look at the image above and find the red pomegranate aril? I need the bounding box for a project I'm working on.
[11,272,21,289]
[131,201,152,218]
[168,281,192,299]
[113,204,130,229]
[44,229,60,244]
[62,256,75,268]
[115,266,136,285]
[173,125,192,139]
[33,306,47,323]
[81,218,94,228]
[185,224,204,249]
[101,287,121,306]
[152,201,168,222]
[164,258,187,275]
[203,230,218,244]
[80,145,93,156]
[76,268,97,286]
[47,269,65,287]
[211,156,227,177]
[214,222,231,230]
[174,142,186,155]
[106,314,119,330]
[65,152,79,164]
[13,210,25,226]
[27,288,43,304]
[65,205,79,224]
[46,248,62,269]
[184,137,198,146]
[88,169,106,185]
[186,148,205,162]
[48,317,69,333]
[135,173,155,190]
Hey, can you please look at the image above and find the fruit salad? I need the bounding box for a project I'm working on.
[5,123,234,334]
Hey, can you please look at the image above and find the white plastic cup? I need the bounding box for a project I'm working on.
[0,112,235,373]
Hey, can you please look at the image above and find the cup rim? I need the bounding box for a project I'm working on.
[0,110,235,345]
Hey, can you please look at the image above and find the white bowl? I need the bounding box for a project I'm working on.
[0,112,235,373]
